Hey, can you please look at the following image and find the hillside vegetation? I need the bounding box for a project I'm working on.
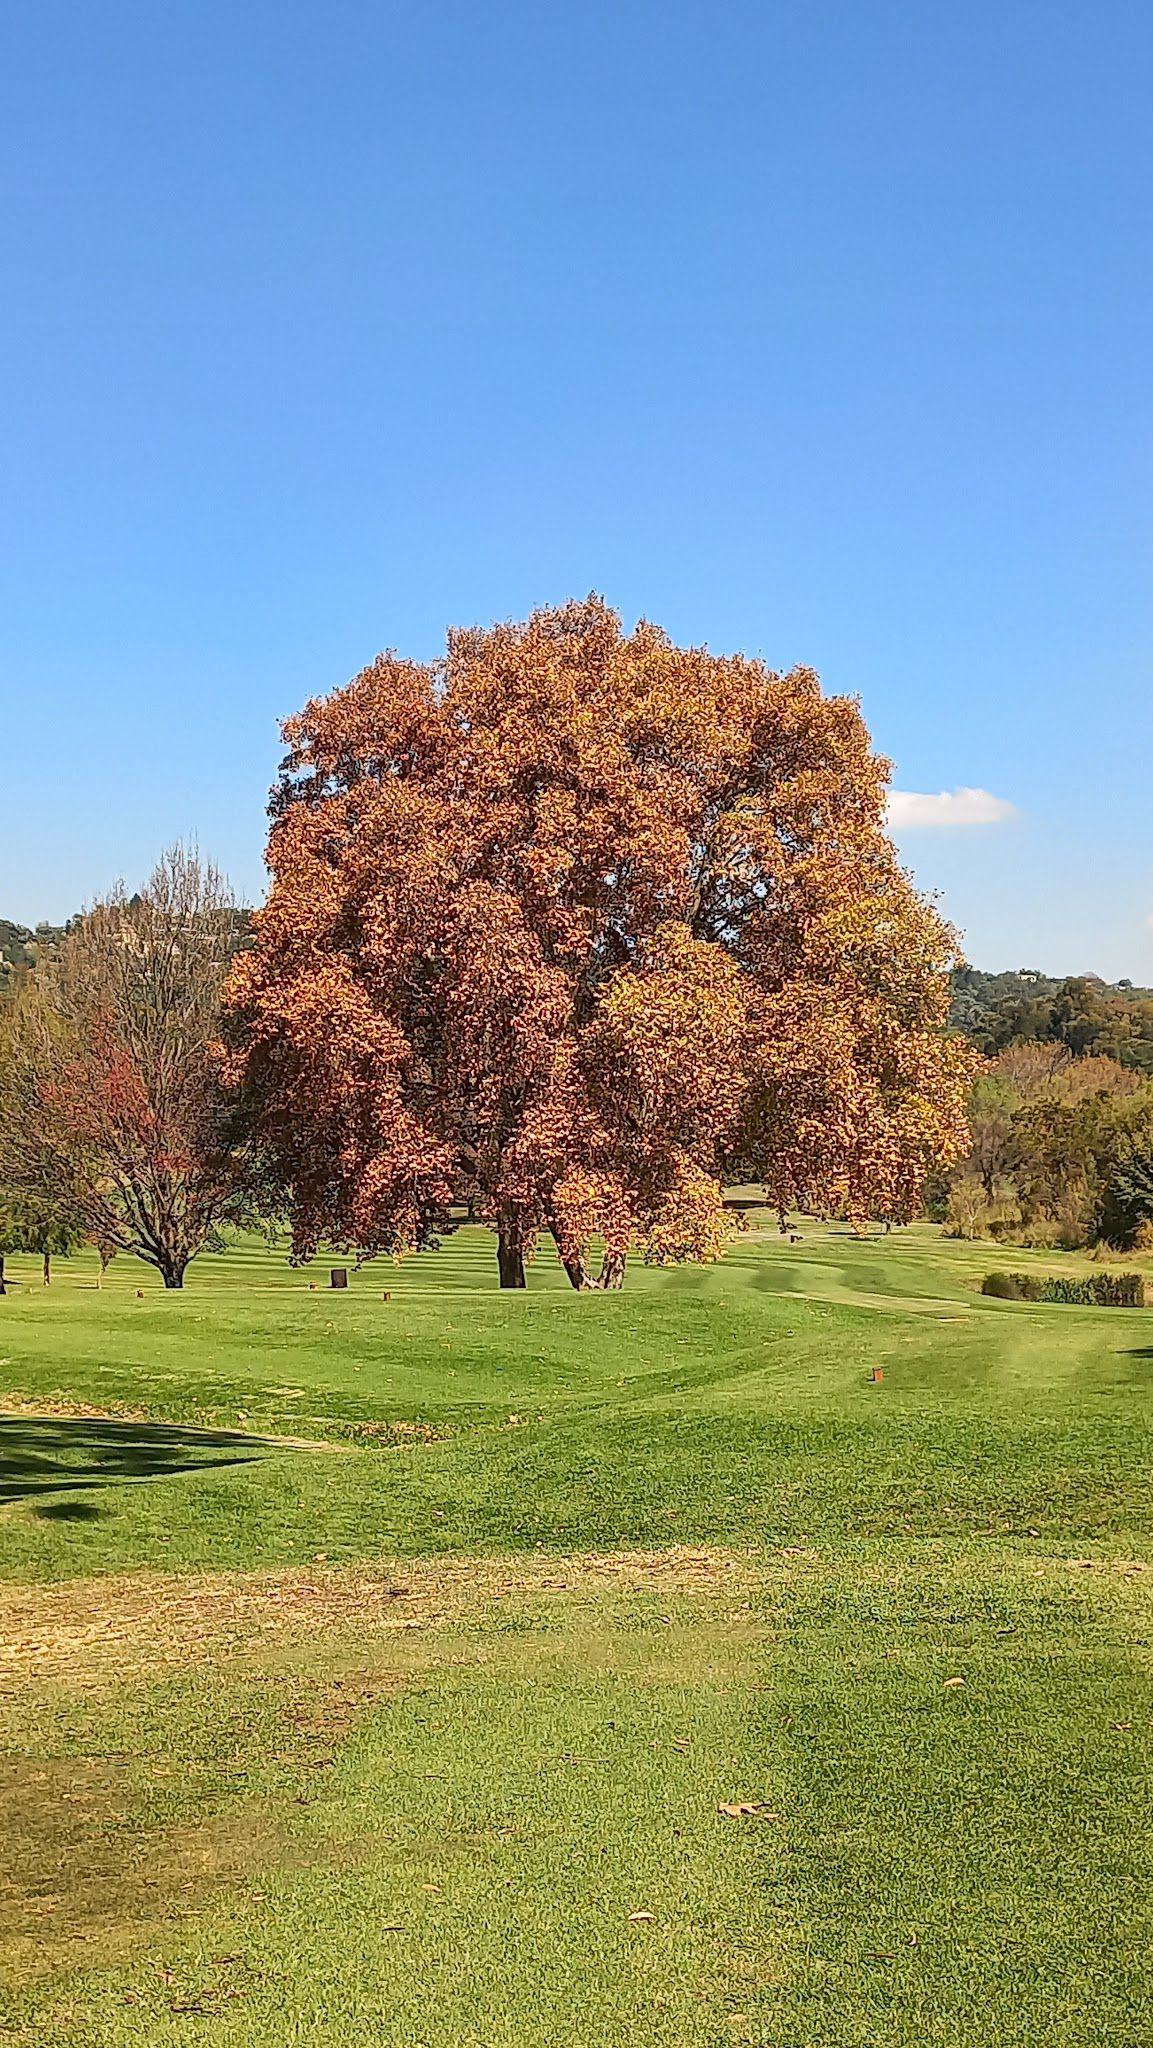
[0,917,69,998]
[949,966,1153,1071]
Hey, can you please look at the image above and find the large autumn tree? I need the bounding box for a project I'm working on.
[0,847,254,1288]
[225,599,974,1288]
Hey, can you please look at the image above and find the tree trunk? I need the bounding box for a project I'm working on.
[158,1252,189,1290]
[43,1252,51,1286]
[0,1252,6,1297]
[496,1231,526,1290]
[598,1249,627,1291]
[549,1227,589,1290]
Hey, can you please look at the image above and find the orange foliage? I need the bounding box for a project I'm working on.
[224,599,974,1286]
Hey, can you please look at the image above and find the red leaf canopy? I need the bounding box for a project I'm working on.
[224,599,973,1286]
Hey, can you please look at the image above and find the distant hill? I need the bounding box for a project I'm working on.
[1,906,251,1004]
[0,917,70,998]
[949,966,1153,1073]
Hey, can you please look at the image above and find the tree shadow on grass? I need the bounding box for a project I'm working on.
[0,1417,268,1512]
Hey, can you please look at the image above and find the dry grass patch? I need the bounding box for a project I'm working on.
[0,1392,152,1424]
[0,1546,767,1699]
[0,1661,410,1981]
[0,1760,294,1977]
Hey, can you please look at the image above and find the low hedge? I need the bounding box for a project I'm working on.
[981,1270,1146,1306]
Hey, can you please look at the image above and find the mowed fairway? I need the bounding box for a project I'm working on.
[1,1224,1151,2046]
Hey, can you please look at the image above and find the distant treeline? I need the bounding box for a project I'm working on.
[948,967,1153,1073]
[7,916,1153,1071]
[0,918,71,998]
[1,909,249,1000]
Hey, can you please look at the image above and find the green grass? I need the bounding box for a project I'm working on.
[1,1224,1151,2043]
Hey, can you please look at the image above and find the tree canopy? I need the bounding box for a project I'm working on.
[225,599,973,1287]
[939,1040,1153,1249]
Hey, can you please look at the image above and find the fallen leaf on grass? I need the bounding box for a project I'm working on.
[717,1801,780,1818]
[942,1677,965,1690]
[627,1911,655,1923]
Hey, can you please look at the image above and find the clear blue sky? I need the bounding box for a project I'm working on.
[2,1,1150,977]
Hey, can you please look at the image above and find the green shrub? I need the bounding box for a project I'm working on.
[1040,1275,1092,1304]
[981,1271,1025,1299]
[1087,1271,1145,1307]
[980,1270,1046,1301]
[982,1269,1145,1306]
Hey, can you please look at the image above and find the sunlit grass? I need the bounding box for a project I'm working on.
[0,1224,1150,2043]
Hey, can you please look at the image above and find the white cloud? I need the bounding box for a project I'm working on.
[887,786,1017,830]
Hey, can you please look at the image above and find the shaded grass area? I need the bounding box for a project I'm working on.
[0,1225,1151,2042]
[0,1418,270,1517]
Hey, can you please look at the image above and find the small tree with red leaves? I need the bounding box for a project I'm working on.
[0,847,254,1289]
